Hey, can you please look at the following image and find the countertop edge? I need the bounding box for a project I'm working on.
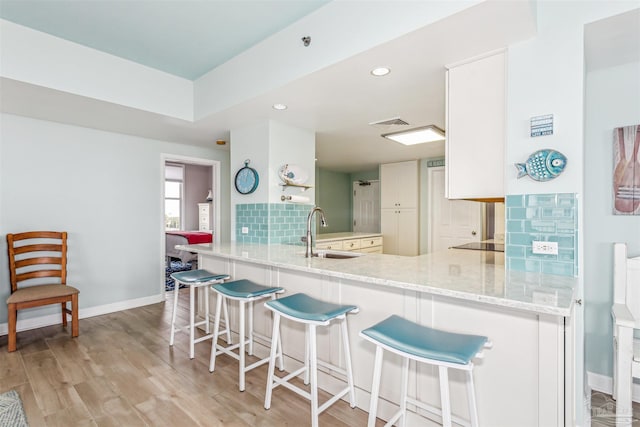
[177,244,575,317]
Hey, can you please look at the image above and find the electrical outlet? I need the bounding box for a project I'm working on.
[532,241,558,255]
[241,227,249,235]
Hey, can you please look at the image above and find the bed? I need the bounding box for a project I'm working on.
[166,231,213,263]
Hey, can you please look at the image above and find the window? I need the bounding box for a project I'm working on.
[165,164,184,230]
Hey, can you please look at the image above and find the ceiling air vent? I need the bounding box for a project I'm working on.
[369,117,410,126]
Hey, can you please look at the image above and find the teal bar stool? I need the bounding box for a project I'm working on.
[209,279,284,391]
[360,315,491,427]
[169,269,231,359]
[264,293,359,427]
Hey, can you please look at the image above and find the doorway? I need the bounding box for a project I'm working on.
[353,180,380,233]
[427,167,482,252]
[160,154,220,295]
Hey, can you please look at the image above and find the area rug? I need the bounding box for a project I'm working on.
[165,261,192,291]
[0,390,28,427]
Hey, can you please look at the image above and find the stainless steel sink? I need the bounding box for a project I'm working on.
[312,250,363,259]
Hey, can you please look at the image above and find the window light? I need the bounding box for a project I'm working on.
[382,125,445,145]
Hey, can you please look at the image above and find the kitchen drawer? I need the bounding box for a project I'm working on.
[360,237,383,248]
[358,246,383,254]
[342,239,361,251]
[316,241,343,250]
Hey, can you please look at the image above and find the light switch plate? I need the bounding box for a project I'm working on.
[241,227,249,235]
[532,241,558,255]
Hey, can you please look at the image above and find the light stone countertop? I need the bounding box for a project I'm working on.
[177,242,577,317]
[316,232,382,242]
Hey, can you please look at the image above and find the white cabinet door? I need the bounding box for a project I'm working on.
[381,161,418,209]
[396,209,418,256]
[381,208,418,256]
[446,51,505,200]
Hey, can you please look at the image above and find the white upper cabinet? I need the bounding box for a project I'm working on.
[445,51,506,200]
[380,160,419,209]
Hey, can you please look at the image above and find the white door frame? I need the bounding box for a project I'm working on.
[160,153,220,295]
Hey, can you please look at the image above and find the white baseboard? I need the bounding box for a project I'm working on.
[0,293,165,336]
[587,370,640,402]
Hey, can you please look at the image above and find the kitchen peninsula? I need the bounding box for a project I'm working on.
[177,242,577,426]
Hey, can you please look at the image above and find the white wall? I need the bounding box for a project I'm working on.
[503,3,640,424]
[268,121,315,204]
[0,113,229,324]
[584,60,640,378]
[229,120,315,240]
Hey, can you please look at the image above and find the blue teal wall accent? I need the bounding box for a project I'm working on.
[235,203,309,244]
[505,193,577,276]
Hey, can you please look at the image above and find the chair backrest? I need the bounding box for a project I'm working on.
[614,242,640,329]
[7,231,68,293]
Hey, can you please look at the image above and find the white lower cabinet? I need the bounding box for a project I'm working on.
[198,254,569,427]
[381,209,418,256]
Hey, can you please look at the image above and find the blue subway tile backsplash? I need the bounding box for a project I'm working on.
[506,193,578,277]
[236,203,311,244]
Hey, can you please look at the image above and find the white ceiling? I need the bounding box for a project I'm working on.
[0,0,330,80]
[0,1,539,172]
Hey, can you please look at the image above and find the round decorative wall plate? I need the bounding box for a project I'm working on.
[278,164,308,185]
[234,160,259,194]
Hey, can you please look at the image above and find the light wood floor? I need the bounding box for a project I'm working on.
[0,289,376,426]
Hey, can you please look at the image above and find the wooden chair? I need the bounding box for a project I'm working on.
[612,242,640,425]
[6,231,79,352]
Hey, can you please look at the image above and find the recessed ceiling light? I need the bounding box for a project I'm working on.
[382,125,445,145]
[272,103,288,110]
[370,67,391,77]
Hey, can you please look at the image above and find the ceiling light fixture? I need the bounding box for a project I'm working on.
[382,125,445,145]
[272,103,287,110]
[370,67,391,77]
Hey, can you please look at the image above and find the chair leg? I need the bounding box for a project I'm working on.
[204,284,210,334]
[309,324,319,427]
[466,370,479,427]
[264,312,281,410]
[169,282,180,346]
[209,293,224,372]
[340,318,356,408]
[61,302,67,326]
[223,297,231,344]
[189,285,196,359]
[71,294,79,338]
[439,365,452,427]
[304,327,310,385]
[8,303,17,352]
[248,300,254,356]
[239,300,246,391]
[399,357,409,427]
[367,346,383,427]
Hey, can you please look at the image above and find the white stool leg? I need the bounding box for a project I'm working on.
[271,294,284,371]
[189,285,196,359]
[204,283,210,334]
[340,318,356,407]
[248,300,254,356]
[467,370,479,427]
[264,312,281,410]
[223,298,231,344]
[439,365,452,427]
[239,300,246,391]
[209,292,224,372]
[399,357,410,427]
[304,327,310,385]
[367,346,384,427]
[169,281,180,346]
[309,324,319,427]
